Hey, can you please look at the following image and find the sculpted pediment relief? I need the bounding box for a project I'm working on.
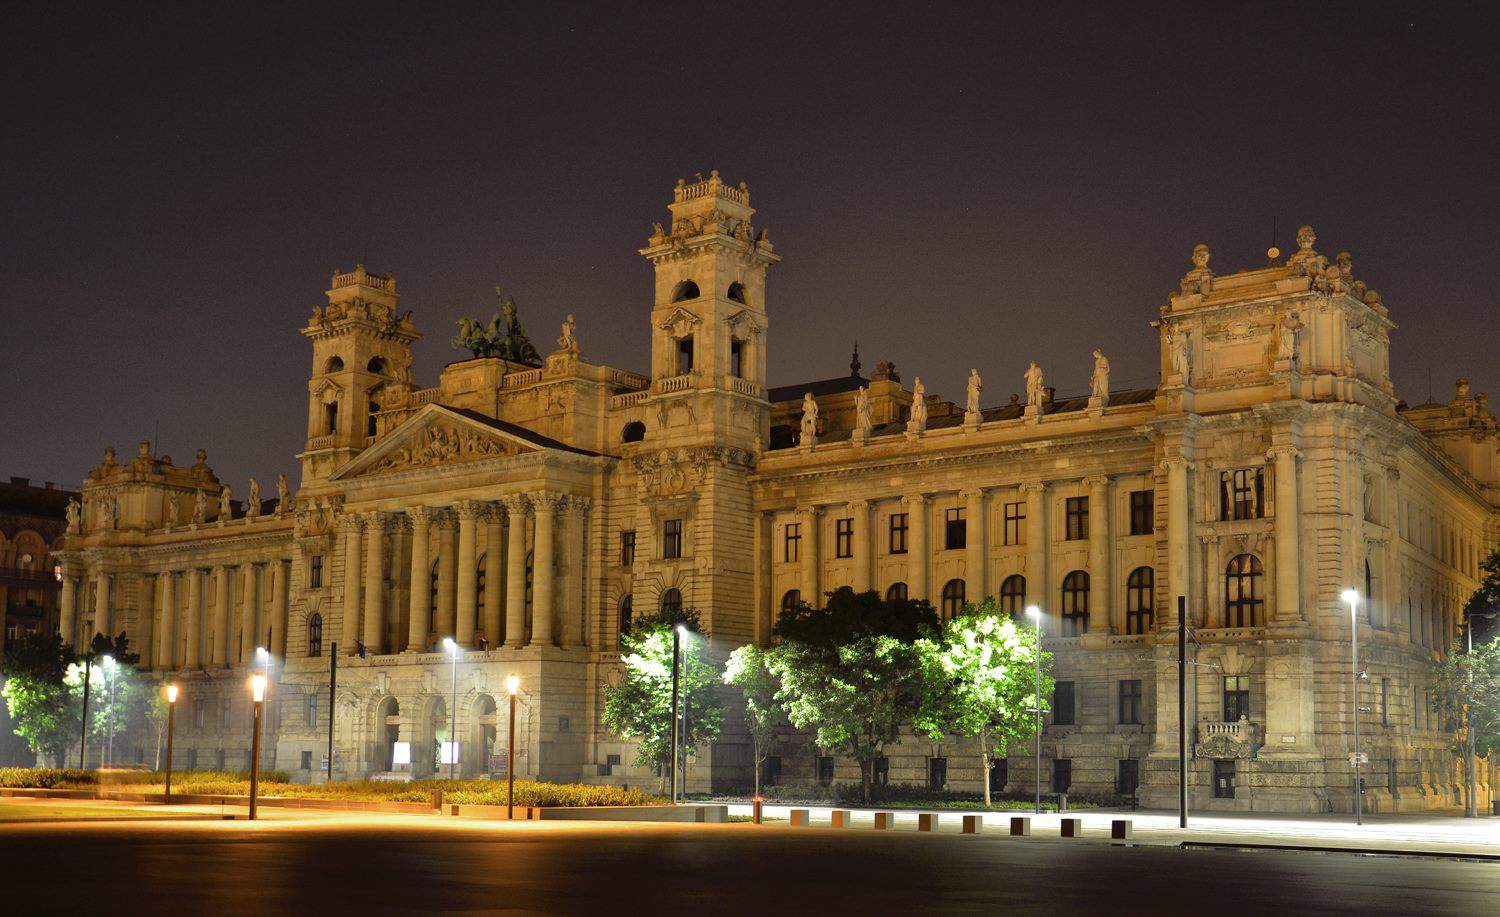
[333,406,539,480]
[657,307,701,339]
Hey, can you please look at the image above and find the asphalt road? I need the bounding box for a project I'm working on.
[2,817,1496,916]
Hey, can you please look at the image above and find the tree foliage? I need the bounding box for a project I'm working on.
[1437,548,1500,758]
[1,632,79,765]
[722,643,781,795]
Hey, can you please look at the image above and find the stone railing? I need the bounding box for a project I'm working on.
[306,434,335,450]
[411,387,442,404]
[331,267,395,292]
[655,374,693,394]
[727,376,762,398]
[674,172,747,205]
[502,369,543,389]
[605,368,650,390]
[611,390,649,410]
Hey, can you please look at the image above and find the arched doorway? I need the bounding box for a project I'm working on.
[468,695,498,777]
[375,696,401,772]
[417,695,447,779]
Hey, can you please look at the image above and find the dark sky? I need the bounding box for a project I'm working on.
[4,1,1497,490]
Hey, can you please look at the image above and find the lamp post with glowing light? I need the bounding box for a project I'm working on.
[506,673,519,819]
[102,655,116,767]
[443,637,460,780]
[164,683,179,803]
[669,624,686,804]
[249,672,267,820]
[1025,605,1043,815]
[1342,589,1363,826]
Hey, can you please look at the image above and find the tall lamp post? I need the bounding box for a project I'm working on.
[1465,610,1498,818]
[506,674,520,820]
[249,673,267,820]
[443,637,460,780]
[1342,589,1363,826]
[79,653,93,769]
[102,655,117,768]
[669,624,685,805]
[1025,605,1043,815]
[164,683,179,803]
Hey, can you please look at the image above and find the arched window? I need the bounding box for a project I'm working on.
[324,356,344,373]
[618,594,633,643]
[1125,567,1154,635]
[660,587,683,616]
[621,421,646,443]
[941,578,966,619]
[1224,554,1264,627]
[671,280,700,302]
[307,613,323,658]
[367,356,386,374]
[727,281,747,303]
[885,582,908,602]
[325,401,339,434]
[1061,571,1090,636]
[780,589,802,613]
[999,574,1026,618]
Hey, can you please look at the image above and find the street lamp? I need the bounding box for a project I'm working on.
[164,683,179,803]
[1464,610,1498,818]
[1342,588,1363,826]
[79,653,93,769]
[443,637,460,781]
[102,655,116,768]
[669,624,686,805]
[506,674,520,820]
[249,672,267,820]
[1025,605,1043,815]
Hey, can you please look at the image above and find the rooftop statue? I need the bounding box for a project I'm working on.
[1090,350,1110,402]
[800,392,819,444]
[966,369,983,415]
[1025,361,1045,409]
[855,386,873,437]
[451,287,543,366]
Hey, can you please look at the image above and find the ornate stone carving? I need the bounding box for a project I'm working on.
[907,378,928,434]
[799,392,818,447]
[246,478,261,519]
[557,313,578,355]
[368,422,518,475]
[854,386,873,439]
[1089,350,1109,404]
[276,473,291,516]
[1024,362,1044,410]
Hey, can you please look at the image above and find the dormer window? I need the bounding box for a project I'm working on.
[676,336,694,375]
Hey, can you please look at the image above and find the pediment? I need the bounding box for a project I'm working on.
[657,307,702,338]
[331,405,537,480]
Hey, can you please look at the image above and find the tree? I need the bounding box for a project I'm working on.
[767,587,940,803]
[913,601,1053,807]
[722,644,781,796]
[601,609,723,791]
[1434,636,1500,759]
[0,632,80,765]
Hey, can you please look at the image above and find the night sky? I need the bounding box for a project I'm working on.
[4,2,1497,490]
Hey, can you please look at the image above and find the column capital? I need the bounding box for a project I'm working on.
[564,494,593,515]
[431,507,458,531]
[455,499,486,521]
[903,493,930,508]
[339,513,365,533]
[532,491,566,514]
[1266,445,1303,463]
[1156,457,1196,475]
[500,493,532,516]
[796,503,823,518]
[846,498,871,511]
[362,509,388,530]
[958,487,988,502]
[407,504,435,527]
[389,515,413,534]
[1081,473,1111,490]
[1018,481,1047,497]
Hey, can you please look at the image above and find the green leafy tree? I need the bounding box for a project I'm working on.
[1,632,80,765]
[913,601,1053,807]
[722,643,781,796]
[1434,636,1500,759]
[767,587,940,803]
[601,609,723,790]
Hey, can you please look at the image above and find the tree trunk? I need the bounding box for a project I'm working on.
[752,734,761,797]
[860,758,872,804]
[981,734,991,808]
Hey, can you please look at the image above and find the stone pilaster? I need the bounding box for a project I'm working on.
[1083,475,1111,632]
[93,573,110,639]
[1020,482,1047,617]
[848,499,872,593]
[59,569,78,651]
[961,488,988,601]
[906,494,929,601]
[184,569,202,668]
[156,571,175,669]
[213,565,231,667]
[1268,445,1303,623]
[406,506,433,652]
[362,511,386,653]
[798,504,821,604]
[340,514,363,654]
[563,496,591,647]
[1163,457,1193,626]
[482,508,505,646]
[269,559,289,658]
[455,500,481,647]
[240,562,260,663]
[434,510,458,641]
[502,494,530,647]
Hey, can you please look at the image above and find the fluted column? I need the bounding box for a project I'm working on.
[93,573,110,639]
[799,505,821,604]
[240,563,260,662]
[482,509,505,646]
[341,515,364,654]
[156,572,176,669]
[435,511,458,640]
[455,501,481,647]
[532,493,560,646]
[1021,482,1048,617]
[1164,457,1193,627]
[1084,475,1111,632]
[407,506,433,651]
[1384,464,1405,636]
[503,495,530,647]
[906,495,929,601]
[59,571,78,650]
[1269,445,1303,623]
[269,559,288,658]
[562,496,590,648]
[962,488,988,601]
[362,511,386,653]
[213,565,232,667]
[1349,457,1367,623]
[185,569,203,668]
[848,500,872,593]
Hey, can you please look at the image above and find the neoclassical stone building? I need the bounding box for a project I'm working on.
[54,173,1497,811]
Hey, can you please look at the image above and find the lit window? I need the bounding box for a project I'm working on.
[1223,554,1264,627]
[1125,567,1154,634]
[1060,570,1089,635]
[1065,497,1088,541]
[663,519,683,560]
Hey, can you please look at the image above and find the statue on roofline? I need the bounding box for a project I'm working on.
[450,286,543,367]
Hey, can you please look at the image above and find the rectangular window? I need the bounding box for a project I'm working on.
[309,555,324,588]
[1213,759,1236,798]
[1052,681,1076,726]
[1129,490,1154,536]
[989,758,1008,793]
[817,755,835,787]
[1118,679,1142,725]
[1117,759,1140,796]
[1223,675,1251,722]
[888,513,908,555]
[835,518,853,559]
[944,508,967,550]
[216,749,226,771]
[1052,758,1072,794]
[663,519,683,560]
[873,756,889,786]
[619,530,636,567]
[783,523,801,563]
[1065,496,1089,541]
[676,336,694,375]
[1220,468,1265,521]
[1381,677,1390,726]
[305,693,318,727]
[928,757,948,791]
[300,750,313,771]
[1003,501,1025,546]
[762,755,782,787]
[186,748,197,770]
[193,700,205,729]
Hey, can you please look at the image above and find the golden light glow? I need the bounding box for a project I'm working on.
[250,673,267,703]
[506,674,520,696]
[166,683,179,704]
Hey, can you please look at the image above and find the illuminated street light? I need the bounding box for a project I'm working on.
[506,674,520,819]
[1342,589,1362,826]
[1025,605,1043,815]
[102,655,117,768]
[669,625,687,805]
[249,673,267,820]
[164,683,179,803]
[443,637,460,781]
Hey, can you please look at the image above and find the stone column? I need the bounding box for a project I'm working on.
[240,563,260,662]
[799,505,821,604]
[362,511,385,653]
[407,506,433,652]
[483,509,505,646]
[184,569,202,668]
[213,565,232,667]
[59,571,78,650]
[93,573,110,639]
[269,559,289,658]
[532,493,559,646]
[1384,464,1405,636]
[1348,456,1367,623]
[503,495,530,647]
[435,512,458,641]
[1021,482,1048,614]
[455,501,481,647]
[156,571,176,669]
[962,488,988,601]
[1268,445,1303,623]
[341,515,364,654]
[849,500,872,593]
[563,497,590,647]
[1164,457,1193,626]
[1084,475,1111,632]
[138,575,157,670]
[906,495,929,601]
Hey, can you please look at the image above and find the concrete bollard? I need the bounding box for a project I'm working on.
[1009,816,1032,836]
[962,815,983,834]
[917,813,937,832]
[789,809,810,827]
[1111,819,1133,842]
[752,797,763,824]
[874,811,896,830]
[1060,817,1083,837]
[830,809,852,828]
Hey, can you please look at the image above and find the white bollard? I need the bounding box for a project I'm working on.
[1060,817,1083,837]
[874,811,896,830]
[1010,816,1032,836]
[1111,819,1133,842]
[962,815,983,834]
[830,809,852,828]
[789,809,810,827]
[917,813,937,832]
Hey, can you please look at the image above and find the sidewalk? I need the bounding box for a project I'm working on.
[725,803,1500,858]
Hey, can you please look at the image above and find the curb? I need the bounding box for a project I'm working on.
[1179,840,1500,862]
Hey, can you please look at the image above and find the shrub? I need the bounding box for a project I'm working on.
[0,767,96,788]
